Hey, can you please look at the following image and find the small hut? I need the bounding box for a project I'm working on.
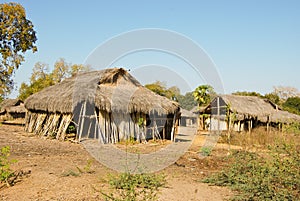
[0,99,25,121]
[204,95,300,132]
[179,108,197,127]
[24,68,180,143]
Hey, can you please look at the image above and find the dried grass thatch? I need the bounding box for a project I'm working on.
[24,68,180,142]
[7,104,26,114]
[0,99,23,114]
[207,95,300,123]
[180,108,197,117]
[25,68,179,115]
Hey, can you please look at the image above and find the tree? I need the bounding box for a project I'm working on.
[283,97,300,115]
[51,58,70,84]
[177,92,197,110]
[30,62,49,82]
[18,62,53,101]
[192,85,215,107]
[0,2,37,97]
[144,81,180,100]
[18,59,89,101]
[232,91,263,97]
[145,81,167,97]
[70,64,91,77]
[273,86,300,100]
[264,93,280,105]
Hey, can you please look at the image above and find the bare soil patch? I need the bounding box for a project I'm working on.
[0,125,232,201]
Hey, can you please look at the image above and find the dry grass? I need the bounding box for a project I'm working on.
[219,126,300,150]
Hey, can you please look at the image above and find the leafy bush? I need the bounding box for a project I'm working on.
[203,141,300,200]
[0,146,17,185]
[200,147,212,156]
[102,172,166,201]
[283,122,300,135]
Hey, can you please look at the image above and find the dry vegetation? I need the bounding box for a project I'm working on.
[1,124,299,200]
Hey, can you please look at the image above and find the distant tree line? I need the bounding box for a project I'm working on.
[18,58,90,101]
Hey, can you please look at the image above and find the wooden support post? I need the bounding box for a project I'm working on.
[248,120,251,134]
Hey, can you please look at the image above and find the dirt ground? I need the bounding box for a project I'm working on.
[0,124,233,201]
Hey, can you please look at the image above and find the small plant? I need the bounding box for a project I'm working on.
[61,169,80,177]
[102,172,166,201]
[76,159,95,174]
[67,124,76,133]
[0,146,17,186]
[200,147,212,156]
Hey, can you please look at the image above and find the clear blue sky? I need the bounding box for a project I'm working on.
[5,0,300,97]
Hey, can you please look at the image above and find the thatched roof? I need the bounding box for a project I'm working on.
[0,99,23,114]
[269,110,300,123]
[180,108,197,117]
[7,104,26,114]
[190,106,206,114]
[25,68,179,115]
[207,95,300,123]
[222,95,275,121]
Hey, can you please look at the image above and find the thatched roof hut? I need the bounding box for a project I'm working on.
[24,68,180,143]
[204,95,300,131]
[179,108,197,127]
[0,99,22,113]
[205,95,300,123]
[0,99,25,120]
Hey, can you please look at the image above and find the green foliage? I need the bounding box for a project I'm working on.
[193,85,215,107]
[102,172,166,201]
[264,92,280,105]
[18,75,54,101]
[0,146,17,184]
[283,96,300,115]
[62,159,95,177]
[282,122,300,135]
[200,147,212,156]
[0,2,37,97]
[67,124,76,133]
[203,142,300,200]
[145,81,180,100]
[18,59,90,100]
[177,92,197,110]
[232,91,263,97]
[76,159,95,174]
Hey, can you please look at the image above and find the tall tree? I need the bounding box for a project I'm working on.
[193,85,215,107]
[18,59,90,101]
[51,58,70,84]
[177,92,197,110]
[145,81,180,100]
[18,62,53,101]
[145,81,167,97]
[273,86,300,100]
[0,2,37,97]
[70,64,91,77]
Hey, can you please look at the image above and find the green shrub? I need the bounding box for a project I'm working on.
[102,172,166,201]
[0,146,17,185]
[200,147,212,156]
[203,141,300,200]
